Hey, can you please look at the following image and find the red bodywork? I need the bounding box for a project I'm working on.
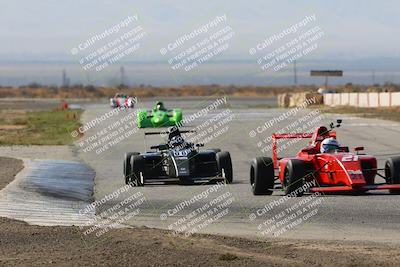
[272,126,400,193]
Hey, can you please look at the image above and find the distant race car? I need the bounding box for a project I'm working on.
[250,119,400,196]
[137,101,182,128]
[110,93,135,108]
[123,127,232,186]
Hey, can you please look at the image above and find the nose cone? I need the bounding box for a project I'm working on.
[154,112,167,125]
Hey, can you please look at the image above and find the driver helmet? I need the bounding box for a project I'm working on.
[170,135,184,147]
[320,137,340,153]
[155,101,165,110]
[168,126,180,139]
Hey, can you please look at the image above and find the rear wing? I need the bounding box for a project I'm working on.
[145,131,166,136]
[144,130,196,136]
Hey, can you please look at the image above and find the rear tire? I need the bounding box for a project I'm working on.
[124,152,140,185]
[283,159,306,196]
[137,110,148,128]
[172,109,182,124]
[130,155,146,186]
[385,156,400,195]
[250,157,274,195]
[216,151,233,184]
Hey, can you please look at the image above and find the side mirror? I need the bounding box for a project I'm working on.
[336,119,342,128]
[353,146,364,152]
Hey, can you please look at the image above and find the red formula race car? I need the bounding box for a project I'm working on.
[250,120,400,196]
[110,93,135,108]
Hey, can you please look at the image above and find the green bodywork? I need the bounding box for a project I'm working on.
[137,101,183,128]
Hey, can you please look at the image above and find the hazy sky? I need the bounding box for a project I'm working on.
[1,0,399,61]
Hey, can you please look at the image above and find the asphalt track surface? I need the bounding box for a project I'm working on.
[78,98,400,243]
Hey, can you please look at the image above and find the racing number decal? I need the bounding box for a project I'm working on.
[173,149,191,157]
[342,155,359,162]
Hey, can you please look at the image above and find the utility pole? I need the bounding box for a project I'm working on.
[62,69,70,87]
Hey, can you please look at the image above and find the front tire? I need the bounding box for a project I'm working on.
[216,151,233,184]
[385,156,400,194]
[130,155,146,186]
[283,159,306,196]
[124,152,139,185]
[250,157,274,195]
[172,109,182,124]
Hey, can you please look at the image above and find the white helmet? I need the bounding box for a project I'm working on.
[320,138,340,153]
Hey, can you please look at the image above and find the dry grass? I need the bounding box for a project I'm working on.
[0,109,82,145]
[1,84,399,99]
[0,85,317,99]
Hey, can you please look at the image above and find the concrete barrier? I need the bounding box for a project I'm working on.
[341,93,350,106]
[323,93,333,106]
[380,92,391,107]
[323,92,400,107]
[369,92,379,107]
[349,93,358,106]
[333,94,341,106]
[359,93,369,107]
[392,92,400,106]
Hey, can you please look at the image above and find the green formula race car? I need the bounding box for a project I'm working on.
[137,101,183,128]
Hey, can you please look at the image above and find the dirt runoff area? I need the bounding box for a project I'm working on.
[0,157,23,190]
[0,157,399,267]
